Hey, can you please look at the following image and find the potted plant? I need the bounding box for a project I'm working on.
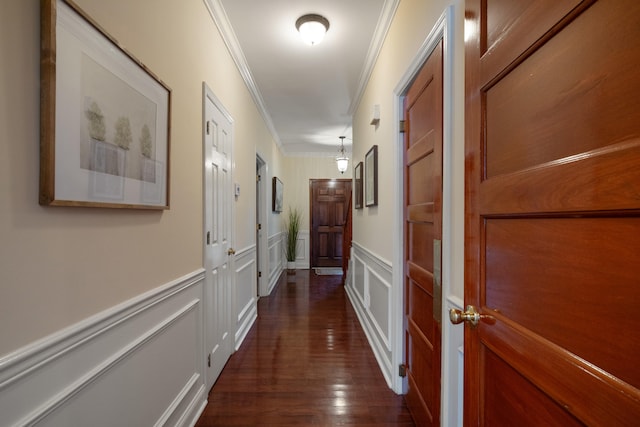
[284,206,301,274]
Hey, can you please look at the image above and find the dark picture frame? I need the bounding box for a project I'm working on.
[354,161,363,209]
[365,145,378,207]
[272,176,283,212]
[40,0,171,209]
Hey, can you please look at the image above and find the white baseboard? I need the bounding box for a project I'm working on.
[0,270,206,427]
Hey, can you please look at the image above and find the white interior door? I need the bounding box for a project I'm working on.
[203,85,233,390]
[256,155,267,296]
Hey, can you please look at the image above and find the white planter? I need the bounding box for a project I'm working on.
[286,261,296,273]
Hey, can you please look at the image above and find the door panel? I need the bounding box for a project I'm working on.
[404,40,443,426]
[485,217,640,387]
[464,0,640,424]
[310,179,351,268]
[483,350,583,427]
[485,0,640,179]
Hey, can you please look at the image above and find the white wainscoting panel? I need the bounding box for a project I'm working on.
[233,245,257,351]
[0,270,207,427]
[295,230,310,269]
[268,232,284,294]
[345,242,394,388]
[278,230,310,271]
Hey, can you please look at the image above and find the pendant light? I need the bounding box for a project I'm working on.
[336,136,349,174]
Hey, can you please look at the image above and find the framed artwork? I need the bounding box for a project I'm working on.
[40,0,171,209]
[272,177,283,212]
[365,145,378,207]
[354,162,363,209]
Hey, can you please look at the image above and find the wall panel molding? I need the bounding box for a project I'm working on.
[294,230,310,269]
[233,247,257,351]
[0,270,206,427]
[345,243,394,388]
[268,232,284,294]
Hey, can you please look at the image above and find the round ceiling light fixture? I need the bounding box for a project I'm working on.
[295,14,330,46]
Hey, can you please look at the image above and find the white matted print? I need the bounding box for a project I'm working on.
[40,0,170,209]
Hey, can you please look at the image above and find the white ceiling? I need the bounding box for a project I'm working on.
[206,0,398,156]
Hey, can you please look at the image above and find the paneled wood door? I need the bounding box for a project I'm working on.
[463,0,640,424]
[404,40,443,426]
[310,179,351,268]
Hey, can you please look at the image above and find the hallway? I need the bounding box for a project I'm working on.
[195,270,415,426]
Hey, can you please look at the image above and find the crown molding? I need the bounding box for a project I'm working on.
[348,0,401,115]
[203,0,282,147]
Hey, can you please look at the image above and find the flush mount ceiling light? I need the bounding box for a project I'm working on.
[295,14,330,46]
[336,136,349,174]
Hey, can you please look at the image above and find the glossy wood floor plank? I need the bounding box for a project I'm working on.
[195,271,415,426]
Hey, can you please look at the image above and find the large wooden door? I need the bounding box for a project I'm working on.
[463,0,640,424]
[203,87,234,390]
[310,179,351,268]
[404,41,443,426]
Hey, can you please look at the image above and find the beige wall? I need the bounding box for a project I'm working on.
[352,0,456,263]
[0,0,281,356]
[281,156,353,231]
[0,0,465,359]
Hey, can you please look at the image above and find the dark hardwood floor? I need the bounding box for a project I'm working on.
[195,270,415,426]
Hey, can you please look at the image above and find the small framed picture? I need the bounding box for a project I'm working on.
[354,162,363,209]
[272,177,283,212]
[365,145,378,207]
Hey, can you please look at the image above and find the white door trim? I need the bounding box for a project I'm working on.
[392,4,464,426]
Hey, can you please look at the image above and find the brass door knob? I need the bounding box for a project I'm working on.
[227,248,236,255]
[449,305,481,327]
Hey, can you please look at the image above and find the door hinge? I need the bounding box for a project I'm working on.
[207,354,211,367]
[256,223,262,231]
[399,120,406,133]
[206,121,211,135]
[256,174,261,182]
[258,271,262,278]
[206,231,210,245]
[399,364,407,378]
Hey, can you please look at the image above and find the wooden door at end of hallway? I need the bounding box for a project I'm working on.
[404,40,443,427]
[310,179,352,268]
[463,0,640,424]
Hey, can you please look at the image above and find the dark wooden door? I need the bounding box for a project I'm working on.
[310,179,351,268]
[464,0,640,424]
[404,40,443,426]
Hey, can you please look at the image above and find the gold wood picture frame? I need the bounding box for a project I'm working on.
[40,0,171,209]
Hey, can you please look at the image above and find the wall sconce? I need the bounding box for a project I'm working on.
[370,104,380,125]
[336,136,349,174]
[296,14,330,46]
